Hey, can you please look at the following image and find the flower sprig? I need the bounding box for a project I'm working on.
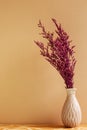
[34,19,76,88]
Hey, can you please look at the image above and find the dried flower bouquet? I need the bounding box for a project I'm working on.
[34,19,76,88]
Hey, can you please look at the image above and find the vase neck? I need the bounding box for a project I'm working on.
[66,88,77,96]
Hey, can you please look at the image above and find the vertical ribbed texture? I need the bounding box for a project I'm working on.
[62,88,82,128]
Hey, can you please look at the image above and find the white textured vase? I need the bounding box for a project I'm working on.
[62,88,82,128]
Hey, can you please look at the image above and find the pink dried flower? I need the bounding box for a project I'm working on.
[34,19,76,88]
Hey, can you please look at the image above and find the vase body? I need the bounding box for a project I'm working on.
[62,88,82,128]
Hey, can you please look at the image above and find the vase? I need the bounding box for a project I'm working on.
[61,88,82,128]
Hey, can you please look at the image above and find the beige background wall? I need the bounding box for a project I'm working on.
[0,0,87,124]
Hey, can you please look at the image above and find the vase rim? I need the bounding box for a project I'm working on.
[66,88,77,95]
[66,87,77,90]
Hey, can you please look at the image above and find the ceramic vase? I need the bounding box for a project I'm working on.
[61,88,82,128]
